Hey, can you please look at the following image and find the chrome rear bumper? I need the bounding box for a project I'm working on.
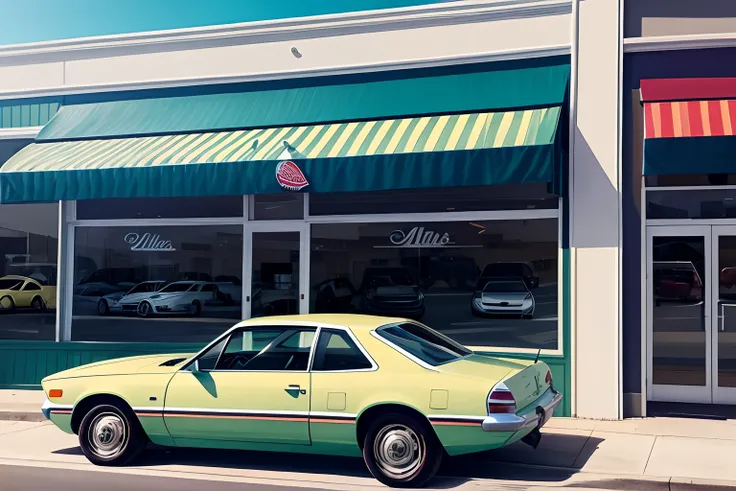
[481,388,562,432]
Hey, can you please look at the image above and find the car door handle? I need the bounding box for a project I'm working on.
[287,384,307,395]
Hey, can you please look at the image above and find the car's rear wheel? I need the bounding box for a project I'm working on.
[0,296,15,312]
[97,299,109,316]
[363,413,442,488]
[78,404,146,466]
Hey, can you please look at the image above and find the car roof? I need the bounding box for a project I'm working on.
[234,314,405,332]
[0,275,32,281]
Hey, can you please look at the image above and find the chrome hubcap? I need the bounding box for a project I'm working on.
[374,424,424,479]
[0,297,12,310]
[88,413,127,458]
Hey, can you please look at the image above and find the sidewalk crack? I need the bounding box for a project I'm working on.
[571,431,593,468]
[643,435,657,474]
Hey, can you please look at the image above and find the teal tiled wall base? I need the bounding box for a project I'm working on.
[0,341,203,389]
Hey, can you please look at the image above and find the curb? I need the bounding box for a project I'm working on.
[0,410,46,422]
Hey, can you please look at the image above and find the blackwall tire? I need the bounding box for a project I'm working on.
[78,403,147,467]
[362,413,442,488]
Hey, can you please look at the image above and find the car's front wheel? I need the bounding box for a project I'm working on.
[363,413,442,488]
[78,404,147,466]
[136,301,152,318]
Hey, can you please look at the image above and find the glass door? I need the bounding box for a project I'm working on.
[243,223,308,319]
[711,226,736,404]
[647,225,711,403]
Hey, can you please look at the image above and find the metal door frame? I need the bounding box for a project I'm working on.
[243,221,309,320]
[711,226,736,404]
[646,224,712,404]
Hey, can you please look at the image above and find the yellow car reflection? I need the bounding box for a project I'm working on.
[0,275,56,312]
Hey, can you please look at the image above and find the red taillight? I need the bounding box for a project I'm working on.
[545,370,552,385]
[488,383,516,414]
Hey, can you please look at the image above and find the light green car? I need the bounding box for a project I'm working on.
[41,314,561,488]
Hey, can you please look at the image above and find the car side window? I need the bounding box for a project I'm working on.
[201,284,217,292]
[196,337,228,371]
[213,327,316,371]
[312,328,373,371]
[22,282,42,291]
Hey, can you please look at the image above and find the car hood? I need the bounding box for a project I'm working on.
[438,354,532,383]
[147,292,190,300]
[42,353,194,381]
[115,292,155,303]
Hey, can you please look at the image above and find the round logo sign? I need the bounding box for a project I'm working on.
[275,161,309,191]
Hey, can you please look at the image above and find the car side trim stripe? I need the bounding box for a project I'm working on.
[165,413,310,422]
[49,409,73,415]
[141,408,358,423]
[430,420,482,427]
[428,415,485,427]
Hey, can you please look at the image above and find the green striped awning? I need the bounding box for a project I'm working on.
[0,107,562,203]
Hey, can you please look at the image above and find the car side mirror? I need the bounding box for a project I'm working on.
[190,359,201,374]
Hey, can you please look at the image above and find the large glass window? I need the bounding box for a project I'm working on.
[310,219,559,350]
[76,196,244,220]
[72,225,243,342]
[0,202,59,341]
[309,184,558,216]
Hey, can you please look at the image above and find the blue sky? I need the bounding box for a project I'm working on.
[0,0,445,45]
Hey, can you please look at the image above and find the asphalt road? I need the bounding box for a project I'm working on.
[0,464,329,491]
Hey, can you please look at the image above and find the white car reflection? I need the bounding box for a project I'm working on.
[471,278,535,319]
[99,281,166,316]
[134,281,218,318]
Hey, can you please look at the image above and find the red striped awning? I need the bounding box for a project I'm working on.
[642,78,736,139]
[644,100,736,139]
[641,78,736,176]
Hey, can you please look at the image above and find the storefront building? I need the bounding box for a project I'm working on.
[623,0,736,416]
[0,0,625,420]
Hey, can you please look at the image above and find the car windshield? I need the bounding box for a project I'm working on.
[127,282,162,294]
[365,269,414,287]
[0,279,23,290]
[481,263,525,276]
[376,322,471,366]
[160,283,195,293]
[482,280,528,293]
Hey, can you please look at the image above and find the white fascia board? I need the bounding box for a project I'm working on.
[625,33,736,53]
[0,0,571,99]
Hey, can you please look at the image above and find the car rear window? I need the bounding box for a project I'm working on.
[376,322,471,367]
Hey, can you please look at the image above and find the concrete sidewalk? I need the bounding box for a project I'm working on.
[0,389,46,421]
[3,389,736,489]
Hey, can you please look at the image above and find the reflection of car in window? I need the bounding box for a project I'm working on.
[353,267,424,320]
[476,262,539,290]
[471,277,535,319]
[6,263,58,286]
[653,261,703,304]
[79,268,143,287]
[313,278,357,313]
[133,281,218,318]
[721,266,736,289]
[99,280,166,316]
[0,275,56,312]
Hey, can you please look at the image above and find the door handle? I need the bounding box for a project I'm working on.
[246,295,250,302]
[287,384,307,395]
